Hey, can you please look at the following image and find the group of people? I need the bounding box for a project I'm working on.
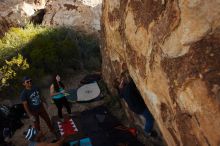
[20,74,71,146]
[19,70,155,146]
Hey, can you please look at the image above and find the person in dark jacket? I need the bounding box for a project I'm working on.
[114,73,154,134]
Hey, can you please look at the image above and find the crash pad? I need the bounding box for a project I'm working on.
[69,137,92,146]
[65,82,101,103]
[57,118,78,137]
[77,82,100,102]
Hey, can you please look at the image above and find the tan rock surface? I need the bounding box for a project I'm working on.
[101,0,220,146]
[0,0,102,37]
[42,0,102,34]
[0,0,46,37]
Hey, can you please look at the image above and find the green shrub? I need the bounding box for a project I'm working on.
[0,54,29,88]
[0,24,46,63]
[77,34,101,70]
[0,24,101,99]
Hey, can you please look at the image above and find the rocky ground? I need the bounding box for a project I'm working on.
[2,71,164,146]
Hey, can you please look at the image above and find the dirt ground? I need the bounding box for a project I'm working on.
[3,71,164,146]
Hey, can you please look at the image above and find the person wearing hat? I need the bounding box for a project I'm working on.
[20,76,54,132]
[24,126,64,146]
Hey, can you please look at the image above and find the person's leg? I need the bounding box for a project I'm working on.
[31,111,41,131]
[53,99,63,118]
[0,127,5,144]
[39,105,54,132]
[61,97,71,115]
[142,108,154,133]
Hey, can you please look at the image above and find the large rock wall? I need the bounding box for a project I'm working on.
[101,0,220,146]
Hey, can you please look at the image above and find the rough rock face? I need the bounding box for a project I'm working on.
[0,0,46,37]
[42,0,102,34]
[101,0,220,146]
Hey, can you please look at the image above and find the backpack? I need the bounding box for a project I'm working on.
[0,104,23,136]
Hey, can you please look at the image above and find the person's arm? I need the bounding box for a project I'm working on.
[22,101,31,117]
[50,84,63,97]
[21,91,32,117]
[50,84,56,97]
[22,101,35,121]
[119,77,126,89]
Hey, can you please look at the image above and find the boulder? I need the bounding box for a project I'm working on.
[101,0,220,145]
[42,0,102,34]
[0,0,46,37]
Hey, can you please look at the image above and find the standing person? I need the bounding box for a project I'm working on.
[50,74,71,120]
[20,76,54,132]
